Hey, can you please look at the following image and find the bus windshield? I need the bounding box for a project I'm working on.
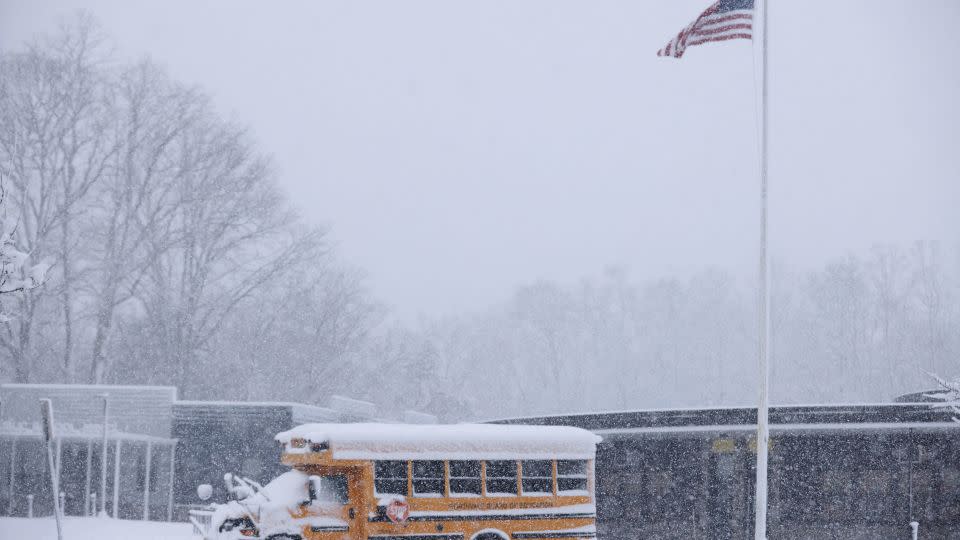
[309,474,349,505]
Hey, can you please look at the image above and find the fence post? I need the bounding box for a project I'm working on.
[166,442,177,522]
[84,438,93,517]
[40,399,64,540]
[143,441,152,521]
[26,494,33,518]
[112,439,122,518]
[6,438,15,516]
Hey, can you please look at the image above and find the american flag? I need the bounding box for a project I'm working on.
[657,0,754,58]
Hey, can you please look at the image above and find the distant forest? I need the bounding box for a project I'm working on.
[1,17,957,421]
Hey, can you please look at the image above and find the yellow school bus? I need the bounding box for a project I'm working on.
[214,423,600,540]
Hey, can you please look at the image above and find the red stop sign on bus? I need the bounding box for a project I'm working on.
[386,499,409,523]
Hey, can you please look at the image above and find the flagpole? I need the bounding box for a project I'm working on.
[754,0,771,539]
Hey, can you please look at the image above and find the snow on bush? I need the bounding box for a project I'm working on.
[0,186,49,321]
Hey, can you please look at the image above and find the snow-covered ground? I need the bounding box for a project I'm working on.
[0,516,195,540]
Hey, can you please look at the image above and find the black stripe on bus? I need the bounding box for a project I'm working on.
[310,525,349,532]
[369,511,595,523]
[513,532,597,539]
[369,535,464,540]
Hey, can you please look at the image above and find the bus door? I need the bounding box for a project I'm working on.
[303,469,361,538]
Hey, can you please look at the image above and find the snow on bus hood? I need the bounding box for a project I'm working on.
[276,423,601,460]
[211,469,347,536]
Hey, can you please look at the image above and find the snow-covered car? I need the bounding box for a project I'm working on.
[209,469,349,540]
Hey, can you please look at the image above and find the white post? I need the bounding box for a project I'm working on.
[55,439,64,516]
[166,442,176,522]
[143,442,152,521]
[26,494,33,518]
[6,438,15,515]
[112,439,122,518]
[99,393,109,516]
[84,439,92,516]
[753,0,771,539]
[55,438,62,491]
[39,399,64,540]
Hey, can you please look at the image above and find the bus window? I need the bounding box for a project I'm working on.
[449,460,482,496]
[485,460,518,496]
[521,460,553,495]
[374,460,408,496]
[557,460,589,494]
[412,460,444,497]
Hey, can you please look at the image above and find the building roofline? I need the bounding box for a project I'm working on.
[596,421,959,437]
[485,402,953,432]
[1,383,177,393]
[175,400,331,409]
[483,401,939,424]
[0,430,178,444]
[479,401,932,423]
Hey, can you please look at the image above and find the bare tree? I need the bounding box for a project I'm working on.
[913,241,949,377]
[0,15,388,400]
[865,245,913,394]
[132,111,326,392]
[0,16,113,381]
[85,60,203,384]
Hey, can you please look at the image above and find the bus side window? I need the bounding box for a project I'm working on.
[485,460,518,496]
[449,461,482,496]
[374,460,409,496]
[412,460,445,497]
[521,460,553,495]
[557,460,589,494]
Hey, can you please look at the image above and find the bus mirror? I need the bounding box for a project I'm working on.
[197,484,213,501]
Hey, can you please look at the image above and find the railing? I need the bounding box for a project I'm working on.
[189,507,215,539]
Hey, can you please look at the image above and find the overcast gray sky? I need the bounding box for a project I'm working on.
[3,1,958,320]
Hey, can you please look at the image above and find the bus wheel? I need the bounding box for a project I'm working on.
[472,532,508,540]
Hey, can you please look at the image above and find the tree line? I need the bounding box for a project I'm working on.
[1,17,956,422]
[415,243,959,420]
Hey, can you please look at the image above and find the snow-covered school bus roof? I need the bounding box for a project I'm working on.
[276,423,601,460]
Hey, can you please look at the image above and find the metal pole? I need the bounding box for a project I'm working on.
[753,1,771,539]
[143,442,152,521]
[84,439,92,517]
[55,438,62,501]
[112,439,122,518]
[908,457,914,519]
[6,438,15,516]
[40,399,64,540]
[99,393,109,516]
[166,442,176,522]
